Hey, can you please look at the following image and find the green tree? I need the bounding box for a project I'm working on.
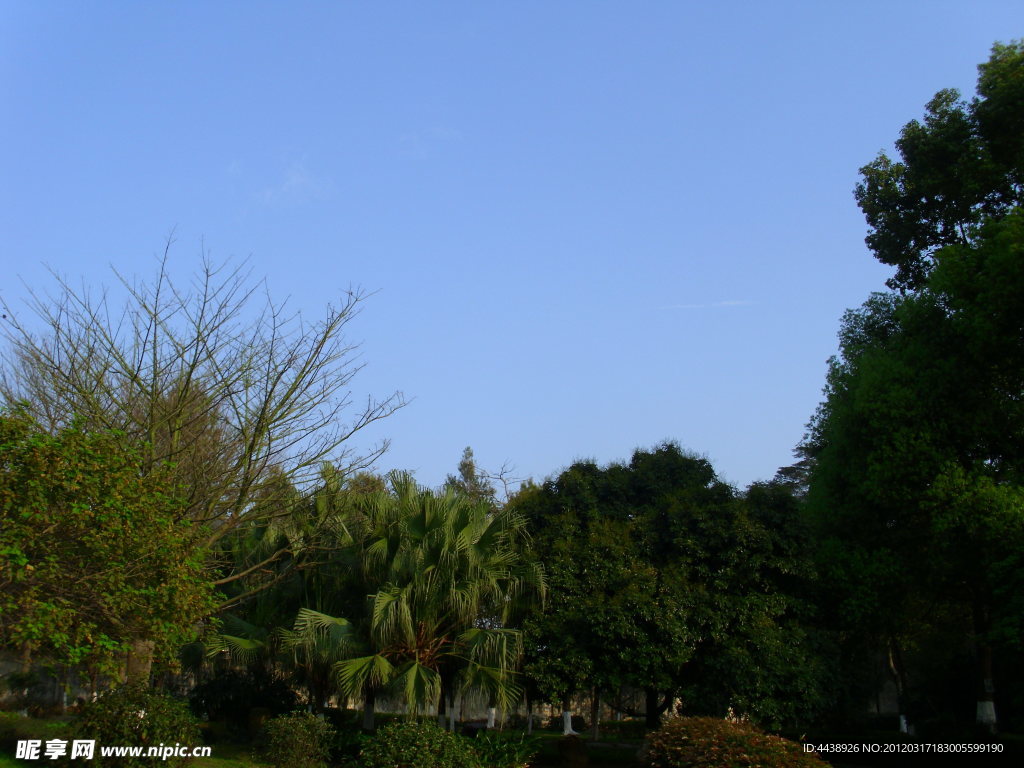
[809,43,1024,732]
[514,444,823,732]
[0,412,214,679]
[855,41,1024,292]
[805,212,1024,731]
[0,250,404,611]
[285,472,544,728]
[444,446,497,506]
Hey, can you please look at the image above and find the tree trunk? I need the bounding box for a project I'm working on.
[590,688,600,741]
[125,639,155,686]
[562,694,579,735]
[644,687,661,730]
[974,603,997,733]
[887,637,912,735]
[362,688,376,732]
[487,706,497,729]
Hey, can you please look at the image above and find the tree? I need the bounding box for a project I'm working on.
[0,246,404,613]
[514,444,824,732]
[0,411,214,680]
[285,472,544,728]
[810,42,1024,732]
[805,212,1024,732]
[444,447,497,506]
[855,41,1024,292]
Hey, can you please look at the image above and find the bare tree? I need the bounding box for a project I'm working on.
[1,240,404,603]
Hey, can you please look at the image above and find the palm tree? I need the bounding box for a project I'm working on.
[289,471,544,727]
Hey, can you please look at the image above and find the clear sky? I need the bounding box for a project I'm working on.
[2,2,1021,492]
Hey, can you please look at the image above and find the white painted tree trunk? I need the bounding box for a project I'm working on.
[562,710,578,736]
[977,700,997,732]
[487,707,497,729]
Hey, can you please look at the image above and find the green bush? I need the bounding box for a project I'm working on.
[361,720,479,768]
[263,711,336,768]
[472,731,539,768]
[642,717,823,768]
[72,684,201,768]
[331,726,369,765]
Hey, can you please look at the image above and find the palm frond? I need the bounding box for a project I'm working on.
[334,654,396,698]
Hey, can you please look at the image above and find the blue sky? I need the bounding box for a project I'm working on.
[2,2,1021,492]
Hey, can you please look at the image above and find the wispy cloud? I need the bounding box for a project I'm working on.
[662,300,756,310]
[260,160,332,205]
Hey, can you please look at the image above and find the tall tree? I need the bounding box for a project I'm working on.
[810,42,1024,732]
[0,248,404,612]
[515,444,824,732]
[444,446,497,506]
[805,211,1024,732]
[855,41,1024,292]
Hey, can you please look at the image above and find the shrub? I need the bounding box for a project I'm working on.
[472,731,540,768]
[73,684,201,768]
[361,720,479,768]
[642,716,823,768]
[189,669,297,726]
[263,711,336,768]
[331,725,369,765]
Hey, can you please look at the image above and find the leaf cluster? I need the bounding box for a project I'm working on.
[0,412,215,670]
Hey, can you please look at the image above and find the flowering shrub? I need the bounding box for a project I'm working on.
[642,716,823,768]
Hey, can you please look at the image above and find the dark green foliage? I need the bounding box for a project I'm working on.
[642,717,823,768]
[360,720,479,768]
[515,443,825,730]
[262,711,336,768]
[72,684,201,768]
[472,731,540,768]
[855,41,1024,291]
[805,212,1024,728]
[330,725,370,765]
[188,669,297,726]
[808,41,1024,732]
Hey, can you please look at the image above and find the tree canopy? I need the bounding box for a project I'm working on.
[855,40,1024,292]
[513,443,824,730]
[0,251,404,607]
[808,41,1024,732]
[0,411,215,674]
